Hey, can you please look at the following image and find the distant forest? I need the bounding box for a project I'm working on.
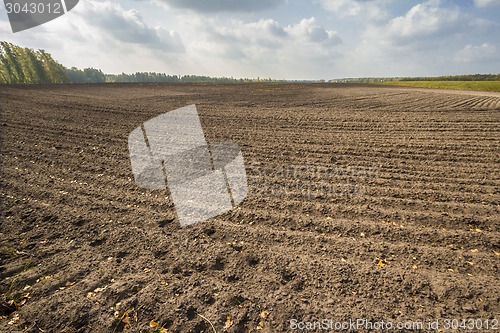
[332,74,500,83]
[1,41,498,84]
[0,42,266,84]
[399,74,500,81]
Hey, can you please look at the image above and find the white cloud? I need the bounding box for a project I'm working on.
[183,16,341,78]
[155,0,285,13]
[474,0,500,8]
[356,0,465,59]
[386,1,461,41]
[197,17,340,55]
[286,17,341,45]
[455,43,497,62]
[205,19,286,46]
[316,0,392,22]
[77,1,184,52]
[343,0,482,77]
[0,0,185,73]
[0,0,498,78]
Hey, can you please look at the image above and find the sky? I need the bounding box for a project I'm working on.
[0,0,499,80]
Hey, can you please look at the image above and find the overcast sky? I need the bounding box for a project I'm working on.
[1,0,499,79]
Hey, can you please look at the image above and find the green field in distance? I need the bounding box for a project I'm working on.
[375,80,500,92]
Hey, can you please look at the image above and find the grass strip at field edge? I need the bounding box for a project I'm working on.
[372,80,500,92]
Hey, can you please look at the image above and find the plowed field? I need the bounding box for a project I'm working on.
[1,83,499,332]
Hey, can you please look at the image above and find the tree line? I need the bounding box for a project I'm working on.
[2,41,499,84]
[0,42,102,83]
[332,74,500,83]
[105,72,265,83]
[0,41,67,84]
[399,74,500,81]
[0,41,271,84]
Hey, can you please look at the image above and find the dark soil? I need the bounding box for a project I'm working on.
[1,83,499,332]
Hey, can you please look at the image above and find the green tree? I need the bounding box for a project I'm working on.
[0,42,25,83]
[37,49,68,83]
[0,42,68,84]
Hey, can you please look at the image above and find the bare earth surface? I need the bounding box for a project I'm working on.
[1,83,499,332]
